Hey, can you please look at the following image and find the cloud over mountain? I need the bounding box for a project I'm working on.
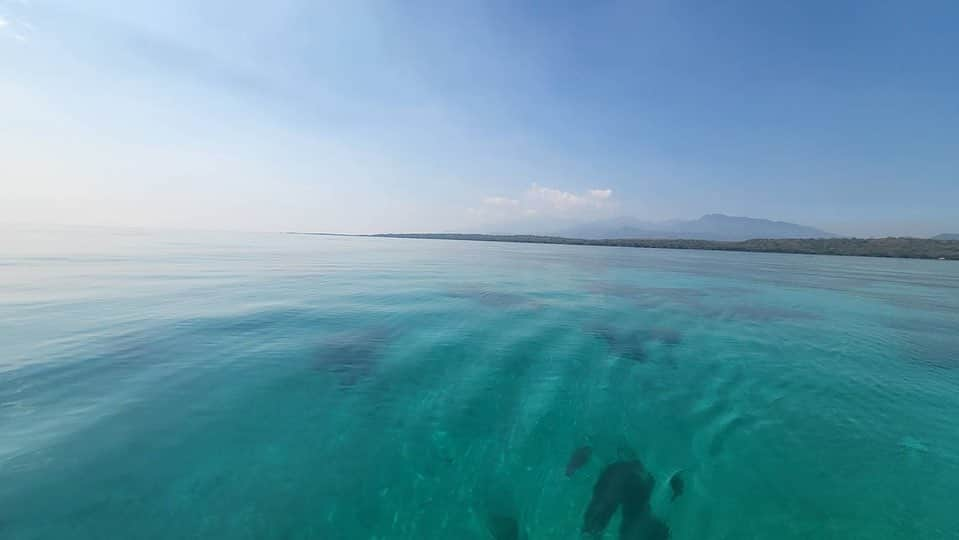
[470,183,615,226]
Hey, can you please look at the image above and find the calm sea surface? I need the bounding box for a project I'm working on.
[2,227,958,539]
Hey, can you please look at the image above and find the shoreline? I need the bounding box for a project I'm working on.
[290,232,959,261]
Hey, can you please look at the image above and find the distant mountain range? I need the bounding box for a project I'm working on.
[555,214,837,241]
[933,233,959,240]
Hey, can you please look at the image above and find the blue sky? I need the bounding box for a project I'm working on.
[1,1,956,236]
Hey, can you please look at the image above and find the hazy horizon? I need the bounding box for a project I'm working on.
[2,2,957,237]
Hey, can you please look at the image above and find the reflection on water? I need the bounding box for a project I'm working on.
[1,228,959,539]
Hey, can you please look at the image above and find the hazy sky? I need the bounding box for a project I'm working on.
[2,1,957,236]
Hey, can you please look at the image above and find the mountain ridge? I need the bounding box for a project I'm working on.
[555,213,836,241]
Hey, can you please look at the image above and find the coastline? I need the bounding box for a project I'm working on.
[290,232,959,261]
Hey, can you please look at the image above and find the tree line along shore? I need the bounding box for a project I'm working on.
[366,233,959,261]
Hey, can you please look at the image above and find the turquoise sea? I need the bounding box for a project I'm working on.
[1,226,958,539]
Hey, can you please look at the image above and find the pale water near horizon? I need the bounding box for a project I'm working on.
[1,227,958,539]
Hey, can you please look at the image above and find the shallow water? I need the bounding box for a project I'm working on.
[2,227,958,539]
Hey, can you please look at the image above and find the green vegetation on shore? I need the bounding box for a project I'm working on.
[367,233,959,260]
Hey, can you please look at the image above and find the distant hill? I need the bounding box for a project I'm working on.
[558,214,836,241]
[933,233,959,240]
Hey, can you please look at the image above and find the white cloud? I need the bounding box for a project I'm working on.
[527,183,584,210]
[526,183,613,211]
[0,17,8,29]
[470,183,615,227]
[482,196,519,207]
